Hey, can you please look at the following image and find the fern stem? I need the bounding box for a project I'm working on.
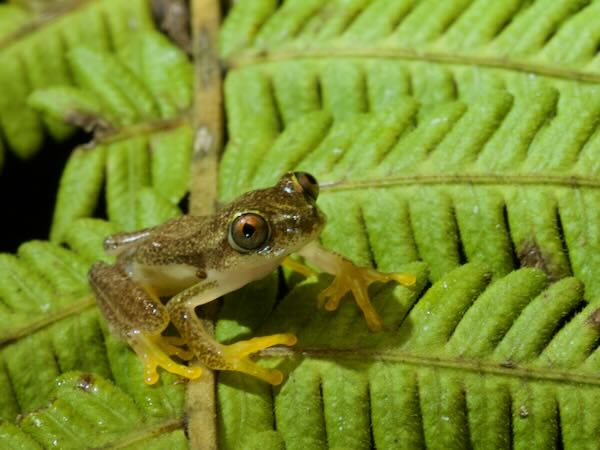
[189,0,223,216]
[0,0,94,49]
[321,173,600,192]
[186,1,223,449]
[0,295,95,346]
[259,347,600,387]
[226,46,600,84]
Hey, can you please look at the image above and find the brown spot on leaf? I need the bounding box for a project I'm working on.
[518,239,564,281]
[76,373,95,391]
[150,0,191,53]
[587,308,600,329]
[519,405,529,418]
[500,360,516,369]
[65,111,114,136]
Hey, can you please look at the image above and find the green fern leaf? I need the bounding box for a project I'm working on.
[218,62,600,299]
[106,136,152,231]
[118,32,194,118]
[28,86,116,132]
[150,124,194,204]
[217,264,600,448]
[0,0,155,160]
[36,33,194,241]
[7,372,186,449]
[212,0,600,447]
[69,46,160,125]
[136,187,182,229]
[62,218,118,265]
[6,0,600,447]
[0,5,30,40]
[50,146,106,243]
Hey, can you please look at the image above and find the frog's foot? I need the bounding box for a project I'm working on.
[318,261,417,332]
[129,333,203,384]
[221,333,297,385]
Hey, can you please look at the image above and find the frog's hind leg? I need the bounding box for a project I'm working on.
[89,262,202,384]
[167,283,297,385]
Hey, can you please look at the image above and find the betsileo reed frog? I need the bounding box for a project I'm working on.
[89,172,416,385]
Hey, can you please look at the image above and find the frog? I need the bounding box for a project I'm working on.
[88,172,416,385]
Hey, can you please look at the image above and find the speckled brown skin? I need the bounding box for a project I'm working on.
[89,261,168,340]
[112,176,324,271]
[88,173,324,379]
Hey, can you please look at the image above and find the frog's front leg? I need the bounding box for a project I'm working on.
[297,242,416,331]
[167,282,297,385]
[89,262,203,384]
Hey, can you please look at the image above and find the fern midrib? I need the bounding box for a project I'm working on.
[90,115,190,147]
[321,172,600,192]
[0,295,95,346]
[101,417,184,449]
[0,0,95,50]
[259,347,600,387]
[225,46,600,84]
[185,0,223,448]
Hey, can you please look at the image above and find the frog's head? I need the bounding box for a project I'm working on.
[224,172,325,260]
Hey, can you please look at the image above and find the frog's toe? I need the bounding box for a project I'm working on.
[321,262,416,332]
[317,276,346,310]
[366,268,416,287]
[219,333,297,385]
[129,333,203,384]
[227,359,285,385]
[222,333,297,358]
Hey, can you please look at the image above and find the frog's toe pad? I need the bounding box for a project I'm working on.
[130,334,203,384]
[227,359,286,385]
[220,333,297,385]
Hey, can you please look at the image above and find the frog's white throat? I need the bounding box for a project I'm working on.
[129,256,284,298]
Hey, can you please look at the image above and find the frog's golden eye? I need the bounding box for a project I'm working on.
[293,171,319,201]
[229,213,271,252]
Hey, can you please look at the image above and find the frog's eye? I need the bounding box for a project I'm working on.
[293,172,319,201]
[229,213,271,252]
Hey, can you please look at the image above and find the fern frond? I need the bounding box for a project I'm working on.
[28,86,116,132]
[39,33,194,242]
[0,5,30,40]
[4,0,600,447]
[119,32,194,118]
[62,218,117,265]
[222,0,600,79]
[0,0,155,159]
[0,372,186,449]
[217,264,600,448]
[218,62,600,301]
[49,145,106,243]
[214,2,600,446]
[50,122,192,242]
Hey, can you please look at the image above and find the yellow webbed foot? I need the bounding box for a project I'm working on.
[318,260,416,332]
[221,333,297,385]
[129,333,203,384]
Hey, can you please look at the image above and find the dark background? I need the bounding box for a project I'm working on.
[0,132,86,253]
